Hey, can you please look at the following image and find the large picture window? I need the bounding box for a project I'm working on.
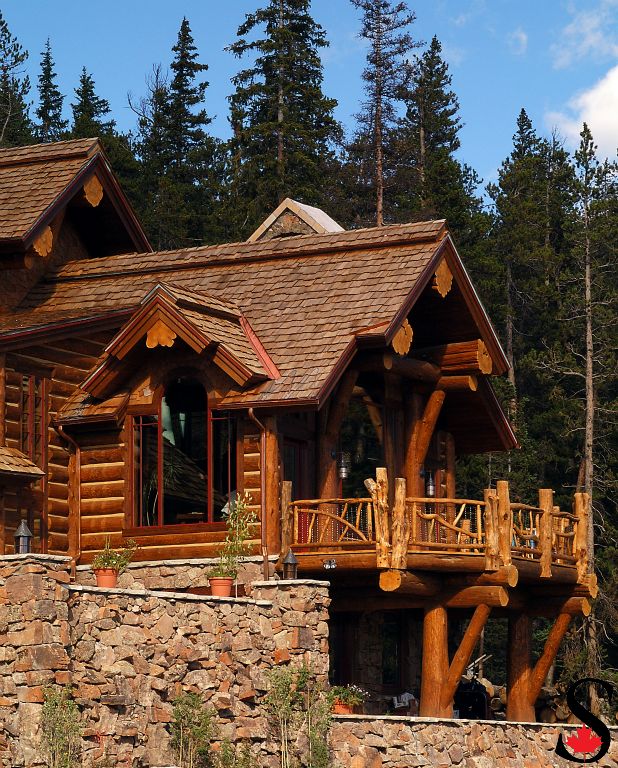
[132,378,236,527]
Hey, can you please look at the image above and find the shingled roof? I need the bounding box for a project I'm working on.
[0,446,45,481]
[0,138,150,255]
[0,218,510,414]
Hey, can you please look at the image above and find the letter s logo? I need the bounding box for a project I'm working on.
[555,678,612,763]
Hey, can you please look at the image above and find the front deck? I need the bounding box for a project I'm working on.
[282,471,591,591]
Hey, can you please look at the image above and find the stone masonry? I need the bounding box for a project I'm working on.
[0,554,616,767]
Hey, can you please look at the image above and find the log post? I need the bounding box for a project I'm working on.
[507,613,535,722]
[264,416,281,554]
[374,467,390,568]
[538,489,554,579]
[390,477,409,569]
[484,489,500,571]
[416,390,446,468]
[574,492,590,582]
[528,612,573,706]
[441,604,492,711]
[279,480,293,562]
[445,433,456,546]
[496,480,512,567]
[404,391,424,496]
[317,369,358,498]
[420,603,449,717]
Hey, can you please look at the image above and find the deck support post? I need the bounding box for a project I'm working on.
[506,613,535,722]
[528,612,573,706]
[420,603,450,717]
[279,480,293,563]
[441,604,492,712]
[496,480,512,566]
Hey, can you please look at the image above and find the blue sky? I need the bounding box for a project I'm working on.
[3,0,618,188]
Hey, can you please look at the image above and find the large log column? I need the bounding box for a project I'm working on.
[404,391,424,496]
[507,613,535,722]
[420,603,449,717]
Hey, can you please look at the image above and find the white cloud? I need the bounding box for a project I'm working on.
[551,0,618,69]
[508,28,528,56]
[546,65,618,159]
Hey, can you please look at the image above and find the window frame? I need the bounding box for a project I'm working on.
[128,381,238,530]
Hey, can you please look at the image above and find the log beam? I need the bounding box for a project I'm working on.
[412,339,493,375]
[445,566,518,589]
[379,569,440,596]
[357,352,440,383]
[528,613,573,706]
[420,604,449,717]
[437,375,478,392]
[507,613,535,722]
[443,585,508,608]
[441,604,492,711]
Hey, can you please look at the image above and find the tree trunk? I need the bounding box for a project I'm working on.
[277,0,285,199]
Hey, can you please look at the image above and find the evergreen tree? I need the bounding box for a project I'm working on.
[227,0,340,236]
[0,10,33,147]
[35,40,67,142]
[70,68,115,138]
[349,0,420,226]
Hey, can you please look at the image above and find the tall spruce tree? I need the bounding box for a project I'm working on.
[227,0,340,236]
[349,0,420,226]
[133,19,223,248]
[35,40,67,142]
[0,11,33,147]
[71,68,115,138]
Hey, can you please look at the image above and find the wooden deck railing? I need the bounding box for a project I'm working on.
[280,470,591,583]
[288,498,376,547]
[406,498,487,553]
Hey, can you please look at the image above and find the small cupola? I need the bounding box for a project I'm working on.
[247,198,344,242]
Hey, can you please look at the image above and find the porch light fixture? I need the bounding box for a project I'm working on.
[282,550,298,580]
[323,559,337,570]
[337,452,351,480]
[425,471,435,498]
[14,520,33,554]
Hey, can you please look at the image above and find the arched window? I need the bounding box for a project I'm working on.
[132,378,237,527]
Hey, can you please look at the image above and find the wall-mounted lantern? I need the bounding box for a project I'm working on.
[337,451,351,480]
[14,520,33,554]
[425,470,436,498]
[282,550,298,580]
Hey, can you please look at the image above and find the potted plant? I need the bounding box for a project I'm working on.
[330,684,368,715]
[209,492,256,597]
[91,537,137,588]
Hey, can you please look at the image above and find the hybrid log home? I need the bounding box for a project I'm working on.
[0,139,595,721]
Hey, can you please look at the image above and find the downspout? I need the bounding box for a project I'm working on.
[57,425,81,573]
[247,408,269,579]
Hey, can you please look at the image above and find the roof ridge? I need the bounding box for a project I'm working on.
[0,137,100,168]
[48,220,447,283]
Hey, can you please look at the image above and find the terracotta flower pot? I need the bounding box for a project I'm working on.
[209,577,234,597]
[332,699,353,715]
[94,568,118,588]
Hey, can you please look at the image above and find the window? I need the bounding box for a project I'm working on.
[18,374,47,468]
[132,378,236,527]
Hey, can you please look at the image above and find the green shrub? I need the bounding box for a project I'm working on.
[171,692,216,768]
[41,686,82,768]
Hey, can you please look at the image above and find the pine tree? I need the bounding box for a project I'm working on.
[0,10,33,147]
[35,40,67,142]
[349,0,420,226]
[227,0,340,236]
[70,68,115,138]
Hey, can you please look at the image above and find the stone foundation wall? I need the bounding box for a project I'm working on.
[74,555,277,591]
[332,716,618,767]
[0,555,329,767]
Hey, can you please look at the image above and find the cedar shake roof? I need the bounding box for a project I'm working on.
[0,138,99,242]
[0,137,150,253]
[0,446,45,481]
[0,218,495,409]
[0,219,511,413]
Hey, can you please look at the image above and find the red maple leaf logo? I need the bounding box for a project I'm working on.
[565,725,603,756]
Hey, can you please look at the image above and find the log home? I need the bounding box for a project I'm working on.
[0,139,595,721]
